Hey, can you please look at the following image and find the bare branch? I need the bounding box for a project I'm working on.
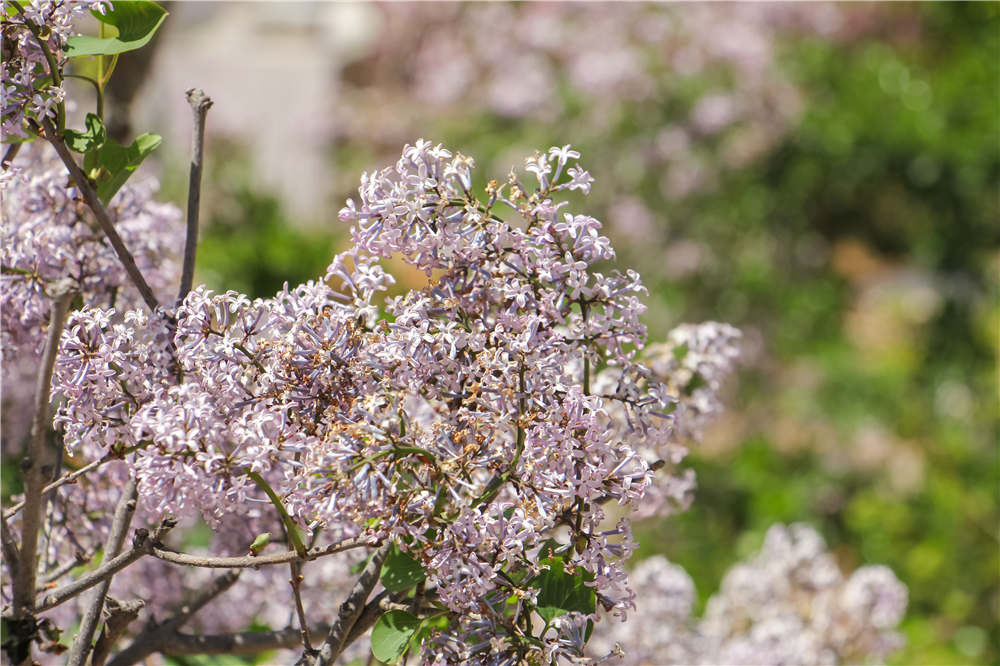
[109,625,331,664]
[3,454,113,521]
[105,569,239,666]
[306,542,392,666]
[149,535,371,569]
[66,478,138,666]
[11,281,76,619]
[177,88,213,305]
[39,118,160,311]
[344,589,397,647]
[34,519,176,613]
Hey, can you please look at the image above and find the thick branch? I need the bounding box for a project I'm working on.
[107,569,240,666]
[66,478,138,666]
[11,281,75,619]
[154,590,401,660]
[40,118,160,311]
[110,625,329,663]
[344,589,397,647]
[307,542,391,666]
[33,519,175,613]
[177,88,213,304]
[90,598,145,666]
[149,535,370,569]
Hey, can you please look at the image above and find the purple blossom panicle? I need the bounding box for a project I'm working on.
[41,142,703,662]
[1,0,110,138]
[587,524,907,665]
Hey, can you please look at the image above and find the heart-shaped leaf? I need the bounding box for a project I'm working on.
[65,1,168,57]
[371,610,420,664]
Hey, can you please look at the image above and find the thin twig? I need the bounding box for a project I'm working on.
[39,549,91,586]
[149,535,370,569]
[290,560,312,652]
[0,516,21,584]
[177,88,213,305]
[11,281,76,620]
[34,519,175,613]
[307,542,392,666]
[66,478,138,666]
[3,454,112,520]
[39,118,160,311]
[90,598,145,666]
[105,569,239,666]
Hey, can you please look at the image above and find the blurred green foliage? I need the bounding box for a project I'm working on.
[189,141,336,298]
[190,3,997,663]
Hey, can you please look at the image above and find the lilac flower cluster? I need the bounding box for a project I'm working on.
[0,0,109,138]
[587,524,908,665]
[1,143,182,451]
[44,142,702,662]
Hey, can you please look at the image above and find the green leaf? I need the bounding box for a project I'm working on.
[529,557,596,624]
[65,1,168,57]
[64,113,106,153]
[380,544,426,593]
[371,610,420,664]
[93,133,162,205]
